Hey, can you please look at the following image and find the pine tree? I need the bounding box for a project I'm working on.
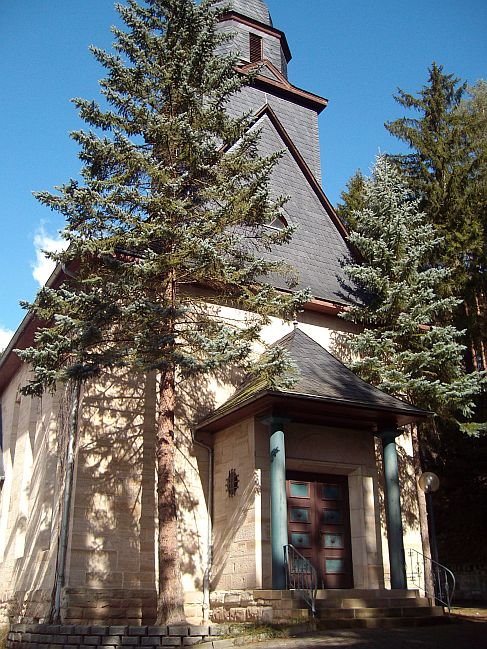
[455,80,487,373]
[17,0,307,624]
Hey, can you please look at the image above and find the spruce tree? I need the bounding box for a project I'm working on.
[340,154,485,588]
[335,169,366,230]
[341,155,484,421]
[386,63,486,383]
[385,63,474,283]
[18,0,306,624]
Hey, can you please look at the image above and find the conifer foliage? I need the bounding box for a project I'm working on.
[386,64,487,372]
[341,155,484,422]
[17,0,305,623]
[335,169,366,231]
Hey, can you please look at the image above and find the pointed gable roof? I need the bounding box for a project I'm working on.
[243,105,355,306]
[197,328,430,433]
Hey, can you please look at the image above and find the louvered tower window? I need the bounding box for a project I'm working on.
[249,33,263,62]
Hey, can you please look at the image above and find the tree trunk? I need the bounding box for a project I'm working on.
[155,366,185,624]
[411,425,435,598]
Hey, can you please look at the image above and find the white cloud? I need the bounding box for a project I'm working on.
[0,327,14,353]
[32,225,68,286]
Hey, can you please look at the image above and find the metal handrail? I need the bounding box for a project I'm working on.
[407,548,456,612]
[284,544,318,617]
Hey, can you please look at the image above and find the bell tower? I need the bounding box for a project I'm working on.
[216,0,327,182]
[215,0,291,78]
[215,2,351,308]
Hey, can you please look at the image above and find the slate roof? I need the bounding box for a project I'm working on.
[249,106,359,307]
[215,0,272,25]
[198,328,430,430]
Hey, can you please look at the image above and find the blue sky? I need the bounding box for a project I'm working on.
[1,0,486,347]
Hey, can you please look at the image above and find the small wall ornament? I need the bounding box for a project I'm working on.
[226,468,239,497]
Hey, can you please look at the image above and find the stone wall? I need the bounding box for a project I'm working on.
[62,588,157,626]
[452,564,487,601]
[6,623,227,649]
[211,421,259,592]
[210,590,308,625]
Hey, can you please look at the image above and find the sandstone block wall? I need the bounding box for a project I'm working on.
[210,590,309,625]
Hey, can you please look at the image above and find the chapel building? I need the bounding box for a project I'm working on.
[0,0,435,627]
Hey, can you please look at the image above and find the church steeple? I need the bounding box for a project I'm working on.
[217,0,273,26]
[216,0,291,77]
[217,0,328,183]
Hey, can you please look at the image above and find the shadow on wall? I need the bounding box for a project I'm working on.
[174,363,246,592]
[69,369,159,623]
[68,359,245,623]
[5,387,71,623]
[210,470,261,590]
[374,437,420,537]
[3,326,251,625]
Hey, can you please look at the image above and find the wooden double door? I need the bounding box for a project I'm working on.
[286,471,353,588]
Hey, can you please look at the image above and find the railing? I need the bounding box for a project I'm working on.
[284,544,318,617]
[407,548,456,612]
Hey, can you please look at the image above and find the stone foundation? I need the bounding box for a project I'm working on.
[0,590,52,626]
[6,623,227,649]
[62,588,158,625]
[210,590,309,624]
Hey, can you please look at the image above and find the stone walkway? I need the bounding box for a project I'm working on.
[202,618,487,649]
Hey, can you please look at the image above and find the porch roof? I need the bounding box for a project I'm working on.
[196,328,431,434]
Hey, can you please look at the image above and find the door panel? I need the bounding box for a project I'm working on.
[286,472,353,589]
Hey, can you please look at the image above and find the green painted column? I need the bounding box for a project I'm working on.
[381,430,407,589]
[268,418,288,590]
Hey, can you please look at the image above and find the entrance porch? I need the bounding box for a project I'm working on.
[197,329,434,624]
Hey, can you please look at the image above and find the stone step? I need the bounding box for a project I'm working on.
[316,614,450,630]
[315,596,431,609]
[316,606,444,620]
[312,589,421,600]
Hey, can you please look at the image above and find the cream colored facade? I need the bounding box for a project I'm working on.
[0,0,428,627]
[0,310,425,625]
